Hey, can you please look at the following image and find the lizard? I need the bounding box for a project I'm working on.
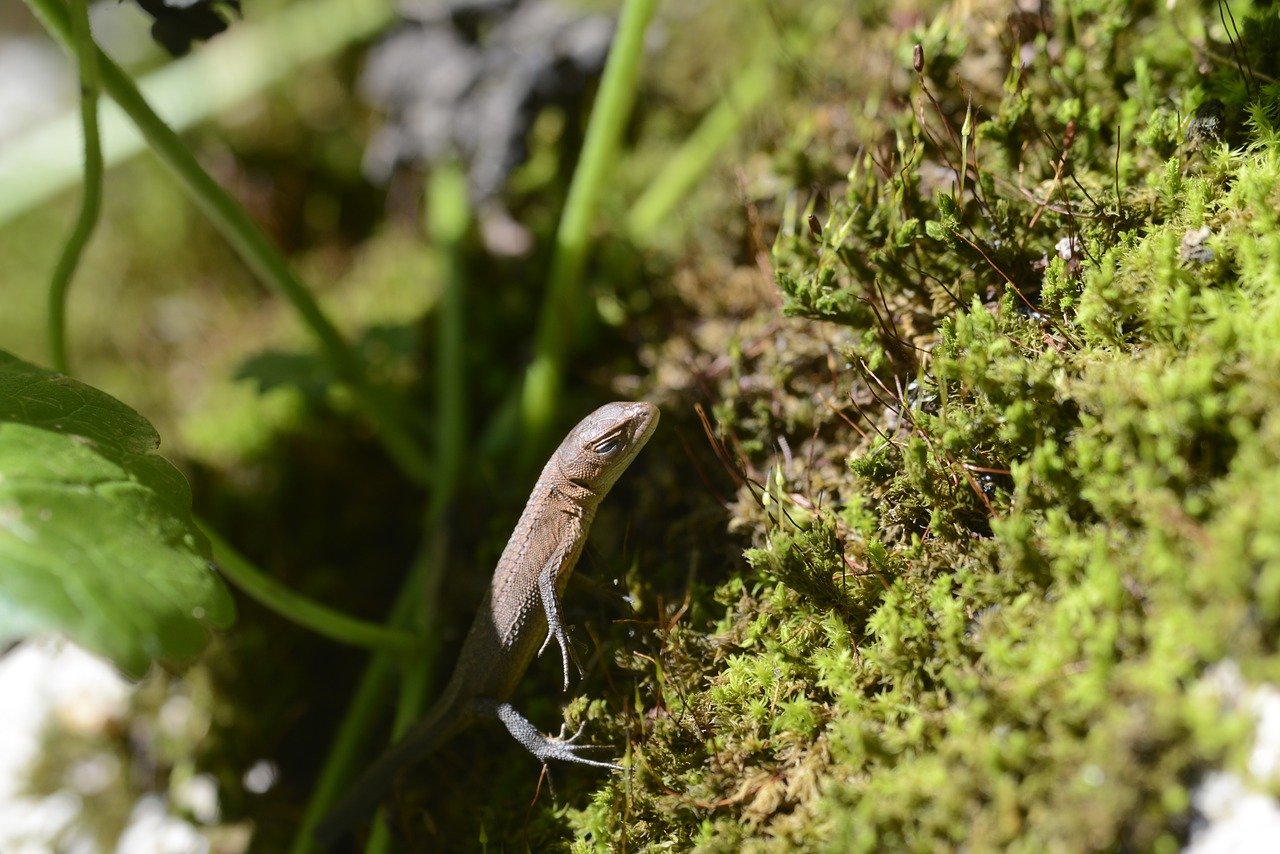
[315,400,659,845]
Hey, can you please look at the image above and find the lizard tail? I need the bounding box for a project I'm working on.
[313,696,470,847]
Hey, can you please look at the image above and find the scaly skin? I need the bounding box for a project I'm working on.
[316,401,660,845]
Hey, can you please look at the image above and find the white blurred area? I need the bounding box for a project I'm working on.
[0,639,214,853]
[0,2,158,146]
[1186,662,1280,854]
[0,35,71,144]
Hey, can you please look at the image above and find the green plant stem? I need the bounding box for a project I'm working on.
[518,0,657,451]
[23,0,431,486]
[288,572,425,854]
[365,164,472,854]
[290,168,473,854]
[627,59,774,242]
[423,163,471,532]
[198,519,419,653]
[391,164,471,731]
[47,0,102,374]
[359,537,439,854]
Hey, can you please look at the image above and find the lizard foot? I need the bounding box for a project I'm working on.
[537,623,583,692]
[488,701,622,771]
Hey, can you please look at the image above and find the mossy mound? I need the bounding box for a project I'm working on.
[566,1,1280,850]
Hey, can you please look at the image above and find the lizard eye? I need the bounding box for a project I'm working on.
[593,433,624,456]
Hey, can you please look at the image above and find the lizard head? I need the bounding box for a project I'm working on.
[555,401,660,495]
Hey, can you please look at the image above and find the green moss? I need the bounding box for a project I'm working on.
[570,0,1280,850]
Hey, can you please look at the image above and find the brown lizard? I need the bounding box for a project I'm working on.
[315,401,659,844]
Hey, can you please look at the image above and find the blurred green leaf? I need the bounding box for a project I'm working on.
[0,350,234,676]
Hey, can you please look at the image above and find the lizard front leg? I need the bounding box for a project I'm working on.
[536,540,583,692]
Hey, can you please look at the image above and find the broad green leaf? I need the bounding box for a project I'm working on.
[0,350,234,676]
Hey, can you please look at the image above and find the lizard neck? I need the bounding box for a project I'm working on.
[544,474,601,519]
